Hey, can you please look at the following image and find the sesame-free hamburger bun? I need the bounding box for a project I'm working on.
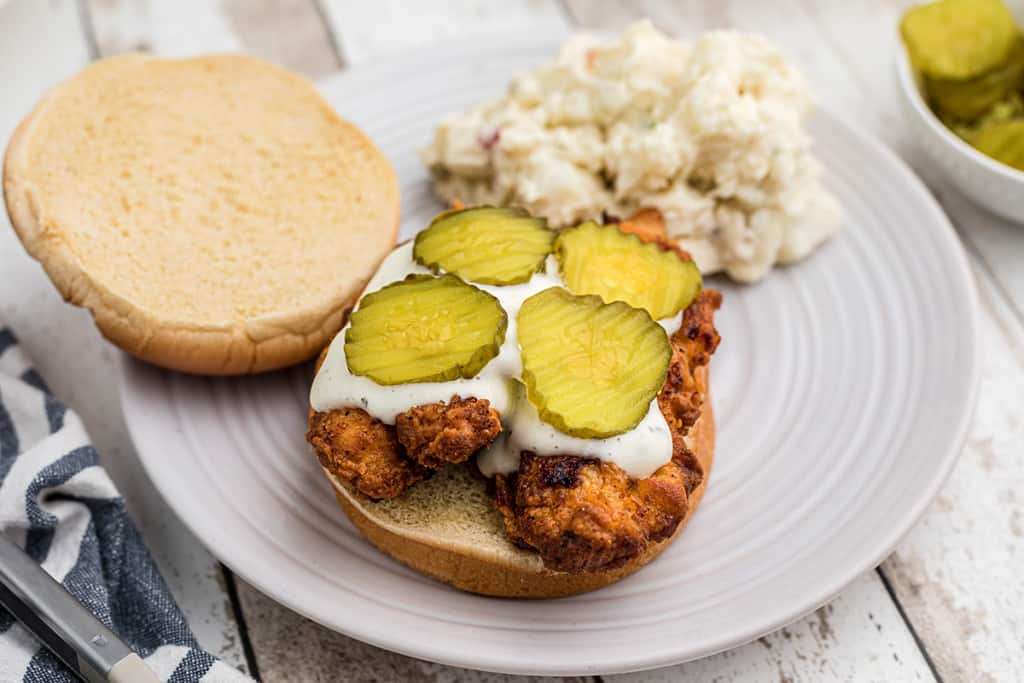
[3,54,398,374]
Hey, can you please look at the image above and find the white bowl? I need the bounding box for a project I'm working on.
[895,46,1024,223]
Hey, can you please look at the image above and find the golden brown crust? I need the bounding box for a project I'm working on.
[493,453,690,573]
[308,394,502,499]
[617,208,693,261]
[395,396,502,469]
[659,290,723,433]
[491,291,720,573]
[307,407,428,500]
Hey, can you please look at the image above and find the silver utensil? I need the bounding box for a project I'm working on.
[0,533,160,682]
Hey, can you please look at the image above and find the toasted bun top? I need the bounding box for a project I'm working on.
[4,54,399,374]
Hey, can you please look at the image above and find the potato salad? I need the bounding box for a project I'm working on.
[420,21,841,282]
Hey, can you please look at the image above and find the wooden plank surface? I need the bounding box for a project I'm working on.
[235,569,936,683]
[86,0,339,76]
[234,578,594,683]
[220,0,341,77]
[87,0,241,55]
[610,572,933,683]
[318,0,571,65]
[882,243,1024,682]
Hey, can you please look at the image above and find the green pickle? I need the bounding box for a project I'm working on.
[971,119,1024,170]
[901,0,1018,79]
[344,274,507,385]
[555,221,701,321]
[927,40,1024,120]
[414,206,554,285]
[901,0,1024,173]
[943,92,1024,140]
[517,287,671,439]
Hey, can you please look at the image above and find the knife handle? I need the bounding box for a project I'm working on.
[108,654,161,682]
[0,534,160,682]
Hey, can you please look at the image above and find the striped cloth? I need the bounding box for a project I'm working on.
[0,329,250,682]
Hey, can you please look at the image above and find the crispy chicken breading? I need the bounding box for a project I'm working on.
[493,290,721,572]
[659,290,722,433]
[494,452,690,572]
[307,407,428,500]
[307,396,502,500]
[616,208,693,262]
[396,397,502,469]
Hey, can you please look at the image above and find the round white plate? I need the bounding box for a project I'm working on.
[120,37,980,676]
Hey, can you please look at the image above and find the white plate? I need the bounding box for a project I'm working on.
[120,37,980,676]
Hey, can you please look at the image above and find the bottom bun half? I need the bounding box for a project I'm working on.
[320,369,714,598]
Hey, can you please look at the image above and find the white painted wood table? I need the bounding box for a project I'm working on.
[1,1,1021,680]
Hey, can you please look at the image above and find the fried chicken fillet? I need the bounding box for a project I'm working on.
[494,289,721,572]
[307,396,500,500]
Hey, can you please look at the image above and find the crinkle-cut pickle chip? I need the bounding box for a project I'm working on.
[518,287,671,439]
[971,119,1024,171]
[555,221,701,321]
[414,206,555,285]
[344,274,507,385]
[943,91,1024,140]
[901,0,1018,80]
[927,39,1024,120]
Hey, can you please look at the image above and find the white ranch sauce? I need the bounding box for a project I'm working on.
[476,382,673,478]
[309,241,679,479]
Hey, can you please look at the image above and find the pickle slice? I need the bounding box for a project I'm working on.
[555,221,701,320]
[901,0,1018,80]
[971,119,1024,170]
[345,274,507,385]
[927,40,1024,120]
[943,91,1024,139]
[414,207,554,285]
[518,287,671,438]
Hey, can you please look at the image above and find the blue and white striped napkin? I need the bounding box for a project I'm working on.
[0,329,250,682]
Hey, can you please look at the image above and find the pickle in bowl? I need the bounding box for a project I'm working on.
[901,0,1018,80]
[971,119,1024,170]
[927,39,1024,120]
[902,0,1024,174]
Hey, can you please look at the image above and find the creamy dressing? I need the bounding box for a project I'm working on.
[309,241,678,479]
[658,316,682,337]
[476,382,673,479]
